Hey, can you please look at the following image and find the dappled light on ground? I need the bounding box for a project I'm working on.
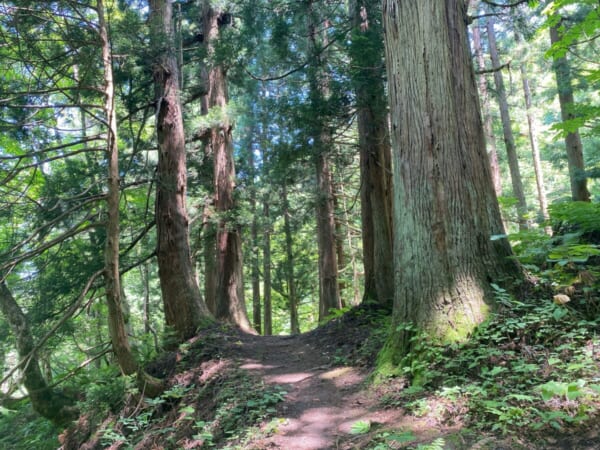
[234,333,405,449]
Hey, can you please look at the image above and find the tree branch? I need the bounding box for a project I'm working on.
[475,60,511,74]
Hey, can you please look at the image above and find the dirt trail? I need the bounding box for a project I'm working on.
[231,333,404,450]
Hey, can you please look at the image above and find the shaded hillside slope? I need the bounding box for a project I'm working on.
[59,301,600,450]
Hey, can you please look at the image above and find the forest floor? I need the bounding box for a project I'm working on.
[60,303,600,450]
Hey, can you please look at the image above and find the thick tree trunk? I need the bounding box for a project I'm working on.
[471,18,502,197]
[487,16,528,228]
[381,0,521,362]
[349,0,394,307]
[283,182,300,334]
[307,1,342,321]
[149,0,212,341]
[212,123,250,330]
[100,0,138,376]
[201,3,252,332]
[263,197,273,336]
[549,22,590,202]
[0,282,76,426]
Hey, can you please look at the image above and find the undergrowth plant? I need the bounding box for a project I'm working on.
[379,291,600,436]
[0,401,60,450]
[96,368,287,449]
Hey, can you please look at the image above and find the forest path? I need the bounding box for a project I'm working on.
[230,331,405,450]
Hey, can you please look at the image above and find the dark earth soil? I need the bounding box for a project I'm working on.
[60,305,600,450]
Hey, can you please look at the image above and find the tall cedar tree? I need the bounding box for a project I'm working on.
[306,0,342,321]
[200,2,253,332]
[487,15,528,228]
[248,128,262,334]
[517,33,550,229]
[349,0,394,306]
[381,0,522,362]
[149,0,212,340]
[101,0,163,395]
[282,181,300,334]
[101,0,138,376]
[471,12,503,197]
[549,20,591,202]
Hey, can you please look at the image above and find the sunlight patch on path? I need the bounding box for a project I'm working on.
[238,362,277,370]
[271,406,358,450]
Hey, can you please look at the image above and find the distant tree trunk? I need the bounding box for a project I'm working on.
[381,0,522,363]
[283,182,300,334]
[333,186,347,307]
[263,196,273,335]
[200,3,252,332]
[149,0,212,341]
[349,0,394,307]
[487,16,528,228]
[141,262,150,334]
[249,141,262,334]
[339,183,362,305]
[549,22,590,202]
[315,153,341,321]
[202,198,217,314]
[0,282,76,426]
[307,1,342,321]
[100,0,138,376]
[518,41,550,231]
[471,17,502,197]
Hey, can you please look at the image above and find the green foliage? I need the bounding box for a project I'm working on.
[375,260,600,436]
[543,0,600,146]
[416,438,445,450]
[507,202,600,320]
[350,419,371,435]
[0,401,60,450]
[208,371,287,441]
[322,305,352,323]
[549,201,600,234]
[538,379,590,401]
[96,369,287,449]
[77,368,131,421]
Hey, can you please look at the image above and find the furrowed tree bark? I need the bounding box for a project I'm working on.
[0,282,76,426]
[307,0,342,322]
[149,0,212,341]
[349,0,394,307]
[381,0,522,364]
[487,15,528,228]
[200,2,253,332]
[549,21,590,202]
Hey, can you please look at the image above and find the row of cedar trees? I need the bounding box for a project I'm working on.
[0,0,591,427]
